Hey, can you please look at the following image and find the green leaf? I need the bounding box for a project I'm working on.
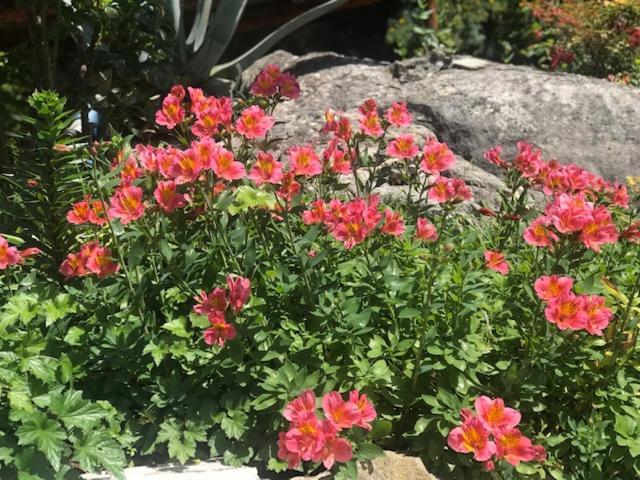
[357,442,384,461]
[49,390,106,429]
[16,413,66,472]
[221,411,248,440]
[63,326,85,346]
[143,341,169,366]
[227,186,276,215]
[334,460,358,480]
[41,294,77,327]
[162,317,191,338]
[22,356,58,383]
[73,430,126,479]
[370,419,392,441]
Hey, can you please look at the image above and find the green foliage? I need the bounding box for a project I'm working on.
[2,85,640,479]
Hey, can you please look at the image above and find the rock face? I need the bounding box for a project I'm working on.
[288,451,437,480]
[246,50,640,182]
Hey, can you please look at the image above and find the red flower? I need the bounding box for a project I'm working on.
[447,415,496,462]
[544,293,587,331]
[235,105,274,140]
[0,236,21,270]
[211,148,246,181]
[155,87,185,129]
[495,429,536,466]
[523,216,558,248]
[226,275,251,312]
[67,199,92,225]
[284,390,317,425]
[420,139,455,175]
[484,250,510,275]
[154,181,186,213]
[385,101,411,127]
[288,145,322,177]
[249,151,284,185]
[203,314,237,347]
[415,218,439,242]
[84,243,120,278]
[386,134,419,159]
[108,186,145,224]
[475,396,521,434]
[582,295,612,336]
[322,392,360,431]
[381,208,405,237]
[359,112,384,138]
[348,390,377,430]
[534,275,574,302]
[193,288,228,317]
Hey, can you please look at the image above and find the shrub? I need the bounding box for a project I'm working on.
[523,0,640,85]
[1,66,640,479]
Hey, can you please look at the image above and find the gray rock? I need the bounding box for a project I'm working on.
[287,451,437,480]
[246,50,640,183]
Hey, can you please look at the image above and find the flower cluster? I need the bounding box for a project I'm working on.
[447,396,546,471]
[535,275,613,335]
[193,276,251,347]
[0,235,40,270]
[66,196,108,225]
[277,389,376,470]
[250,64,301,99]
[59,242,119,278]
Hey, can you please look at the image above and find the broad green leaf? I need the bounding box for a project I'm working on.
[49,390,106,429]
[356,442,384,461]
[73,430,126,479]
[220,411,248,440]
[63,326,85,345]
[162,317,191,338]
[16,413,66,472]
[22,356,58,383]
[42,294,77,327]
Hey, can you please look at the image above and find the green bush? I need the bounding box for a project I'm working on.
[1,71,640,479]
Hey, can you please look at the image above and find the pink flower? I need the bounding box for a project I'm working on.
[59,252,87,278]
[415,218,439,242]
[249,151,284,185]
[108,186,145,224]
[277,432,302,469]
[283,390,317,425]
[610,183,629,208]
[447,415,496,462]
[359,112,384,137]
[154,181,186,213]
[327,197,382,249]
[191,137,219,171]
[284,416,325,462]
[385,101,411,126]
[484,250,509,275]
[0,236,22,269]
[545,193,593,234]
[84,243,120,278]
[250,64,282,97]
[386,134,419,159]
[348,390,377,430]
[302,200,328,225]
[169,149,203,185]
[580,206,618,252]
[67,199,92,225]
[312,421,353,469]
[135,144,160,173]
[89,200,108,226]
[226,275,251,311]
[534,275,574,302]
[495,429,536,466]
[381,208,405,237]
[155,87,185,129]
[235,105,274,140]
[119,157,141,184]
[289,145,322,177]
[203,314,237,347]
[514,141,544,179]
[420,139,455,175]
[484,145,508,168]
[544,293,588,331]
[474,396,521,434]
[279,73,301,99]
[358,99,378,115]
[582,295,612,336]
[322,392,360,431]
[211,148,246,181]
[523,216,558,248]
[323,142,352,175]
[427,177,470,203]
[193,288,228,317]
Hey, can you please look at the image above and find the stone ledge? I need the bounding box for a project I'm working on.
[81,461,260,480]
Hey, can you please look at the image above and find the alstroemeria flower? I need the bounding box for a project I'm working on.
[108,185,145,224]
[534,275,574,302]
[484,250,510,275]
[475,396,521,433]
[322,392,360,431]
[447,415,496,462]
[235,105,274,140]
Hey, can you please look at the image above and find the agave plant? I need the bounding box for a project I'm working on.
[163,0,349,85]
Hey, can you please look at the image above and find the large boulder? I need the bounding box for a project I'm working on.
[245,50,640,181]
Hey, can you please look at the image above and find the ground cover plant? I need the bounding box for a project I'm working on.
[1,65,640,479]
